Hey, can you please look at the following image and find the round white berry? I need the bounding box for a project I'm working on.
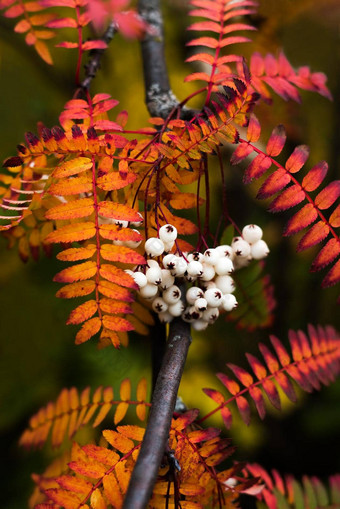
[139,284,159,299]
[202,307,219,323]
[145,237,165,257]
[203,248,220,265]
[170,256,187,277]
[163,285,181,305]
[163,253,177,270]
[168,301,185,317]
[251,239,269,260]
[146,266,162,285]
[147,259,160,268]
[200,263,215,281]
[242,224,263,244]
[187,260,203,277]
[187,306,202,320]
[188,252,204,263]
[152,297,168,314]
[194,298,208,312]
[159,224,177,243]
[221,293,238,312]
[125,239,142,248]
[214,275,235,294]
[214,257,234,276]
[132,271,148,289]
[158,311,174,323]
[192,319,209,331]
[204,288,223,307]
[231,237,251,258]
[185,274,197,283]
[186,286,204,305]
[159,269,175,290]
[215,245,234,259]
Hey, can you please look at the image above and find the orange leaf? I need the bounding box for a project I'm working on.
[68,459,106,478]
[117,425,145,442]
[103,430,134,452]
[98,201,142,222]
[44,488,81,508]
[52,157,93,178]
[169,192,203,210]
[120,378,131,401]
[97,280,133,301]
[100,244,146,265]
[48,175,92,196]
[54,261,97,283]
[45,222,96,243]
[45,198,94,220]
[90,488,107,509]
[99,298,133,315]
[75,317,101,344]
[56,475,92,494]
[56,280,96,298]
[34,40,53,65]
[102,315,134,332]
[99,224,142,242]
[137,377,147,402]
[66,300,98,325]
[100,329,121,348]
[97,171,137,191]
[57,245,96,262]
[99,264,137,288]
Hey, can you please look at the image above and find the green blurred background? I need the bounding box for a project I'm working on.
[1,0,340,507]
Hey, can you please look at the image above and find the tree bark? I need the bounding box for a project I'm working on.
[122,317,192,509]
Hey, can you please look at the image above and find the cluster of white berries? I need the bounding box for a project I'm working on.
[126,223,269,331]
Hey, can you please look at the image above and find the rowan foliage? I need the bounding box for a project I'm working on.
[1,0,340,508]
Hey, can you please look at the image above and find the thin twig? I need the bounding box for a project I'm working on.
[80,21,118,92]
[122,316,192,509]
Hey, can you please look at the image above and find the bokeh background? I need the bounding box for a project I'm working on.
[1,0,340,507]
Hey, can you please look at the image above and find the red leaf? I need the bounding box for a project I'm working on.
[329,204,340,227]
[269,184,305,212]
[297,221,330,252]
[82,40,108,50]
[202,388,225,405]
[256,168,291,199]
[227,363,253,386]
[311,239,340,272]
[302,161,328,191]
[231,143,253,165]
[315,181,340,210]
[236,396,251,425]
[221,406,232,429]
[285,145,310,173]
[266,125,286,156]
[247,114,261,142]
[283,203,318,236]
[322,259,340,288]
[243,153,272,184]
[249,387,266,419]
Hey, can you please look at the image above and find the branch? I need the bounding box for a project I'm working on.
[79,21,118,92]
[122,317,192,509]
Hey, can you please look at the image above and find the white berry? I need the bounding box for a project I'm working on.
[192,319,209,331]
[114,219,129,228]
[188,252,204,263]
[186,286,204,304]
[159,269,175,290]
[204,288,223,307]
[242,224,263,244]
[200,263,215,281]
[163,285,181,304]
[231,237,251,258]
[194,298,208,312]
[215,275,235,294]
[152,297,168,314]
[202,307,219,323]
[170,256,187,277]
[163,254,177,270]
[159,224,177,242]
[251,239,269,260]
[146,266,162,285]
[187,260,203,277]
[145,237,165,257]
[204,248,220,265]
[214,257,234,275]
[139,284,158,299]
[168,301,185,317]
[163,240,175,252]
[132,271,148,288]
[215,245,234,259]
[221,293,238,312]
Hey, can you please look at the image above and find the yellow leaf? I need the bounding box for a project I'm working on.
[99,298,132,315]
[49,175,92,196]
[114,402,129,425]
[75,317,101,344]
[102,315,134,332]
[120,378,131,401]
[103,473,123,508]
[54,261,97,283]
[99,224,141,242]
[170,192,203,210]
[137,378,147,402]
[99,264,137,288]
[56,474,92,494]
[117,425,145,442]
[101,329,121,348]
[34,40,53,65]
[45,198,94,220]
[53,157,93,178]
[102,430,134,453]
[97,171,137,191]
[97,280,133,302]
[46,222,96,244]
[90,488,107,509]
[66,300,98,325]
[82,444,119,465]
